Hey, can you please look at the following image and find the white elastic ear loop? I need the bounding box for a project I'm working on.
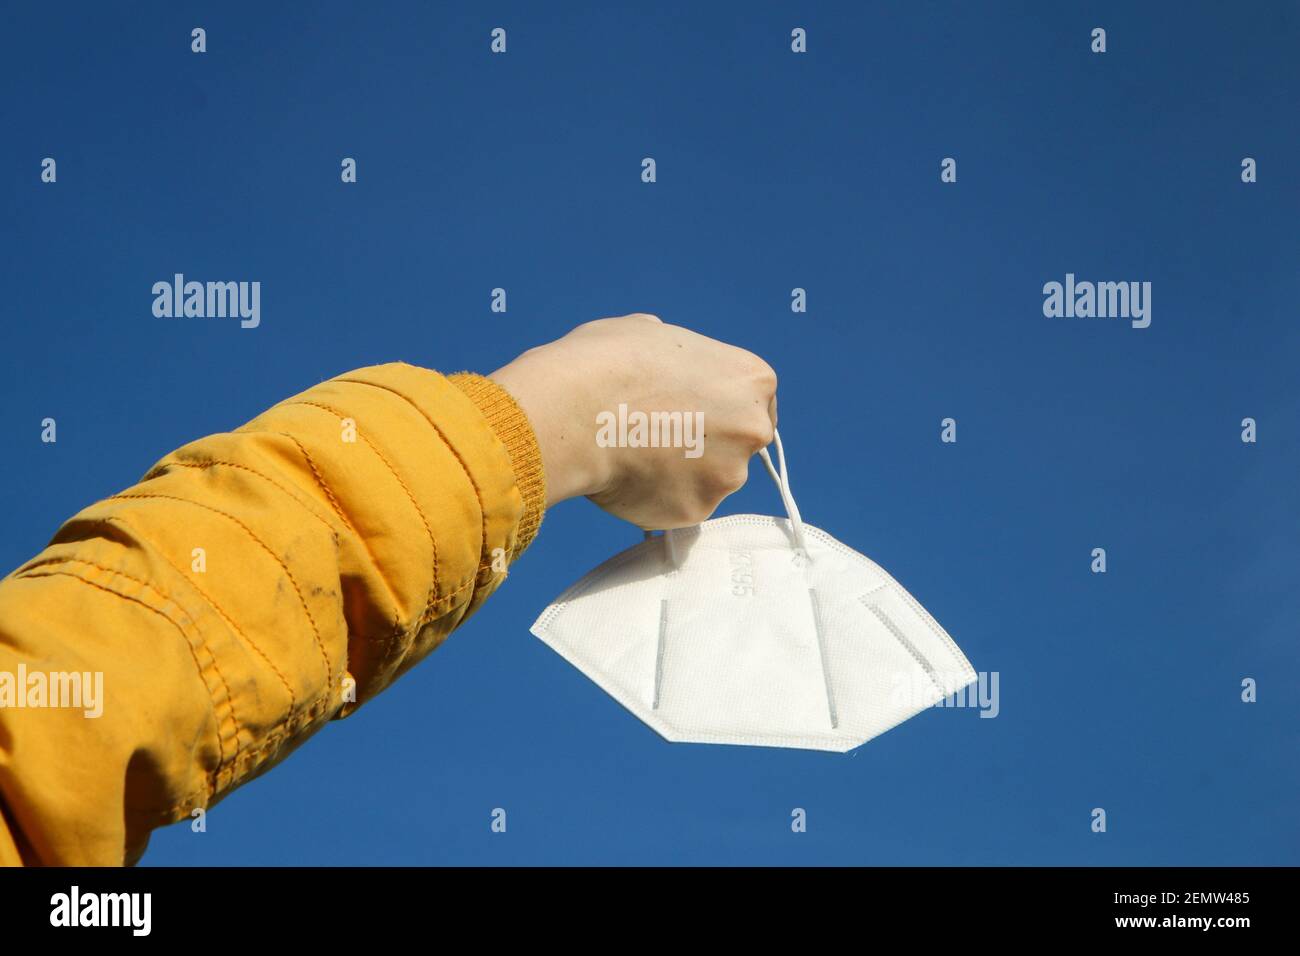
[644,528,681,568]
[758,429,809,557]
[646,429,804,566]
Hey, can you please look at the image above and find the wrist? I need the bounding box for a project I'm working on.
[445,371,548,554]
[489,346,610,507]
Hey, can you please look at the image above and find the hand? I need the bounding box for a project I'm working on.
[489,314,778,529]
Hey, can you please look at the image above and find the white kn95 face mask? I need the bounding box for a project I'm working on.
[530,430,977,752]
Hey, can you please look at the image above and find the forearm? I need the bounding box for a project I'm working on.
[0,364,544,864]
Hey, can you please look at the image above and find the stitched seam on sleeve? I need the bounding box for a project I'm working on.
[273,430,405,623]
[115,566,489,822]
[14,565,235,769]
[276,432,360,532]
[124,689,342,818]
[19,553,472,628]
[145,457,341,543]
[99,514,299,717]
[333,377,489,602]
[280,398,441,616]
[107,492,334,689]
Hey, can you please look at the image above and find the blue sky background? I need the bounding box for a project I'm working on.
[2,1,1297,865]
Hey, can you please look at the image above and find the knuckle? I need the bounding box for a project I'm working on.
[703,460,748,497]
[693,500,721,524]
[667,502,710,529]
[726,461,750,492]
[735,350,777,392]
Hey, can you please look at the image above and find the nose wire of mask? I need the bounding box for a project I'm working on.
[648,429,838,727]
[757,431,837,726]
[759,431,837,727]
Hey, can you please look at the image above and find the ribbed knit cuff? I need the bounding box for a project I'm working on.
[446,372,546,558]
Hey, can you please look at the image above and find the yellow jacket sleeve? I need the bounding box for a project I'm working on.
[0,363,545,865]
